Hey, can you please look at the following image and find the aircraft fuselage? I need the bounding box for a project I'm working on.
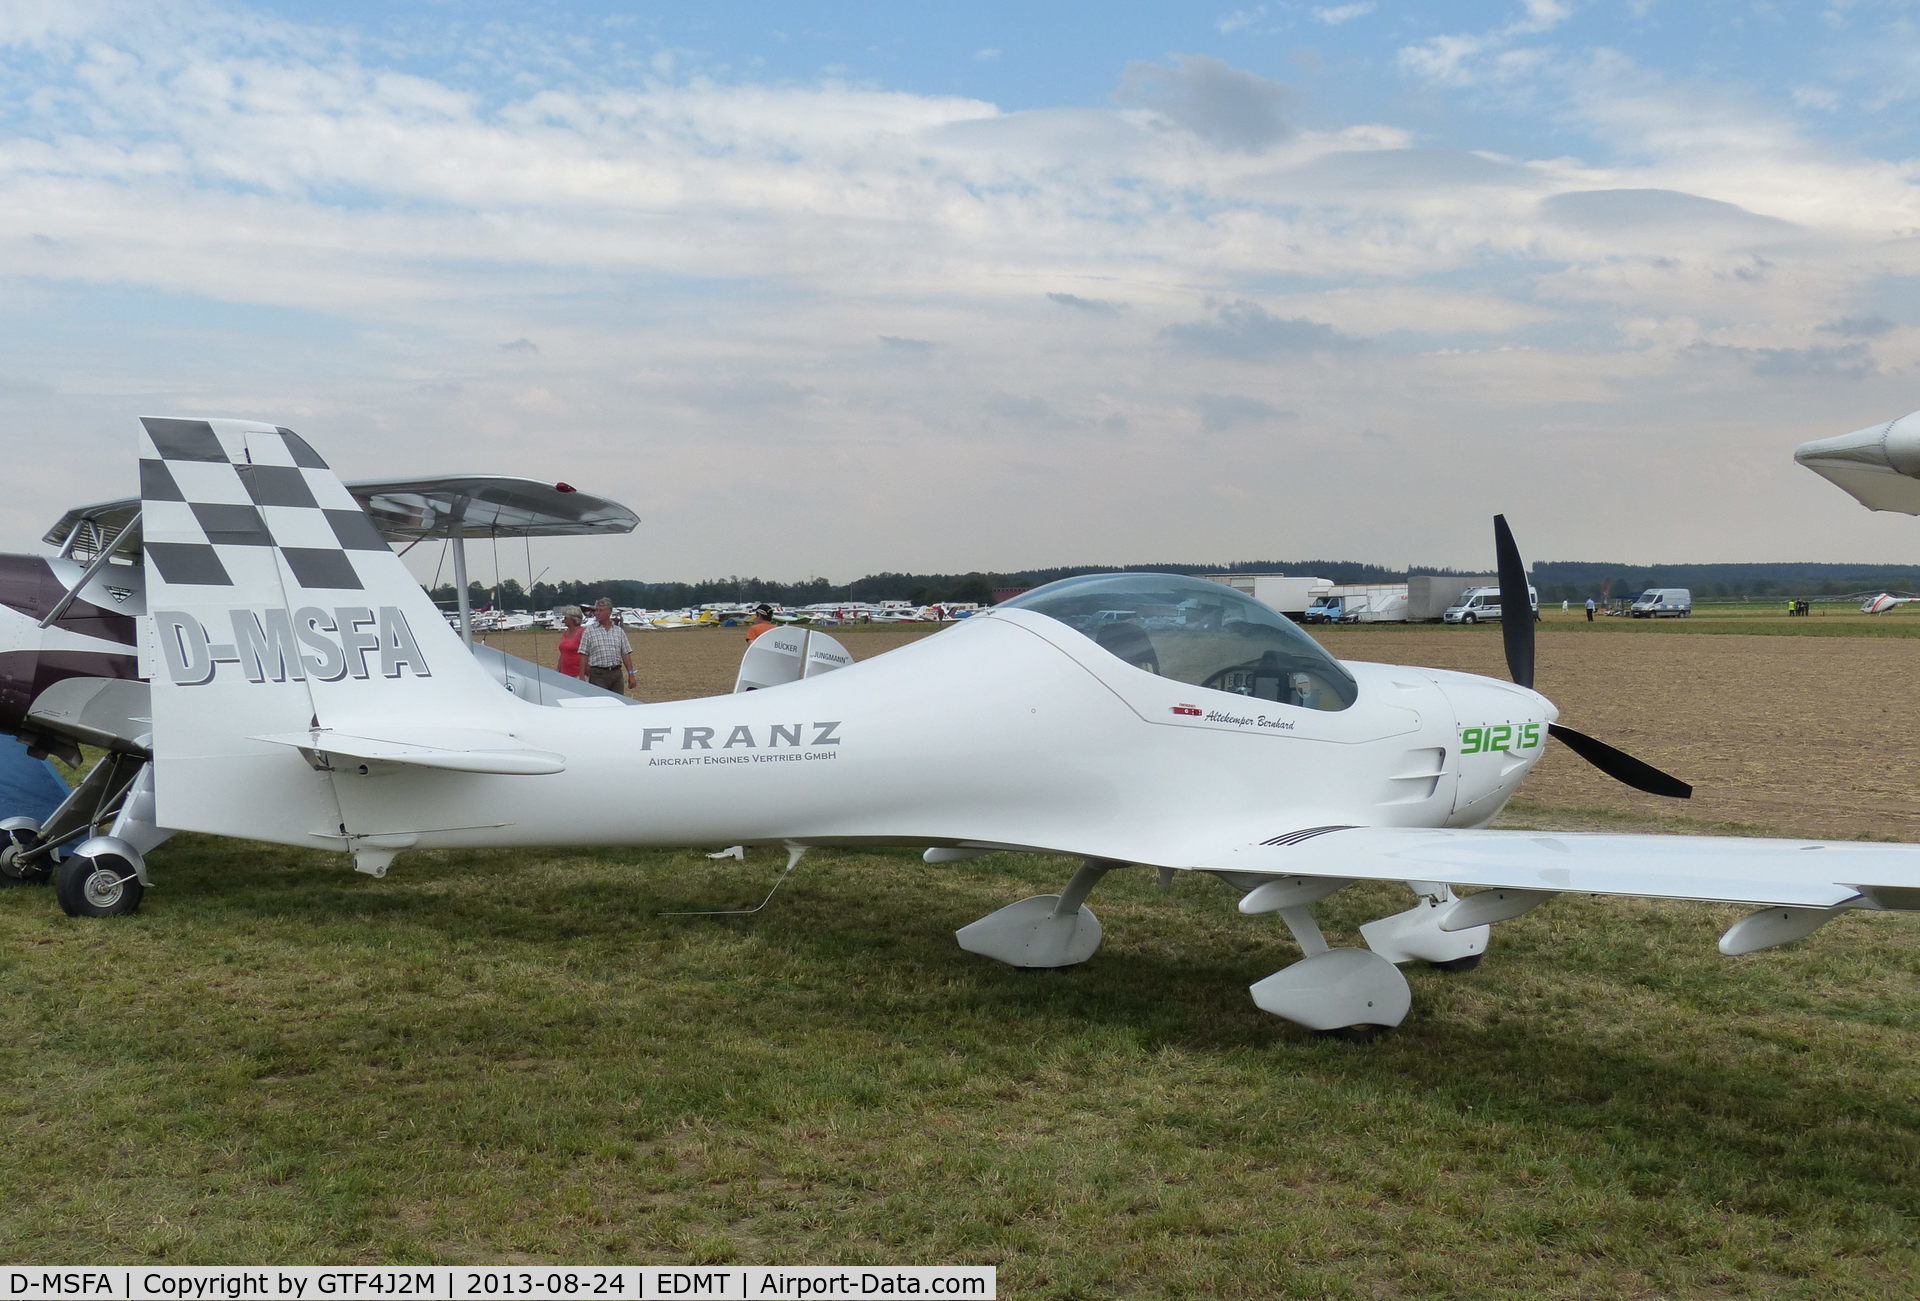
[149,606,1556,868]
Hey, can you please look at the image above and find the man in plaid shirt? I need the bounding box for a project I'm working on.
[580,597,637,695]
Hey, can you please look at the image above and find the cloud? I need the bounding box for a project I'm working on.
[1818,315,1895,337]
[1196,393,1288,431]
[1748,343,1877,378]
[1396,0,1572,87]
[1163,301,1363,359]
[983,393,1068,426]
[1047,292,1124,315]
[7,3,1920,577]
[1538,189,1799,239]
[1313,3,1376,26]
[1685,340,1879,380]
[1216,7,1269,36]
[1274,146,1536,194]
[1114,54,1294,152]
[1516,1,1573,34]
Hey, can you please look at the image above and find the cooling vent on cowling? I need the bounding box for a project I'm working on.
[1382,746,1447,804]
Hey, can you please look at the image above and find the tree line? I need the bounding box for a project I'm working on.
[430,558,1920,612]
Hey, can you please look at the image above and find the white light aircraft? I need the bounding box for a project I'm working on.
[121,418,1920,1037]
[1795,409,1920,515]
[1796,414,1920,615]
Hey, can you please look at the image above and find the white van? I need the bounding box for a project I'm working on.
[1442,585,1538,624]
[1630,588,1692,618]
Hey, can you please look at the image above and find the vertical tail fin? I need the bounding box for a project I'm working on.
[141,417,510,849]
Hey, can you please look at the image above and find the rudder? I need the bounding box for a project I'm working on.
[141,417,513,852]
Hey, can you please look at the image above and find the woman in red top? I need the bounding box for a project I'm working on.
[556,606,586,678]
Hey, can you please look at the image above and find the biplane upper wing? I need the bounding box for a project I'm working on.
[43,473,639,556]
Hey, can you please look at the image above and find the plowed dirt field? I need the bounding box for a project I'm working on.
[485,616,1918,843]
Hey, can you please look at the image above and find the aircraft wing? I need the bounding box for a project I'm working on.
[43,473,638,554]
[1795,411,1920,515]
[343,475,638,539]
[1196,825,1920,912]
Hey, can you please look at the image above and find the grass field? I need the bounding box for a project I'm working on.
[1,615,1916,1297]
[1374,602,1920,638]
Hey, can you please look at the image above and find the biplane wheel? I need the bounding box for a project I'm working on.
[0,829,49,887]
[1428,953,1484,973]
[54,853,144,918]
[1315,1024,1390,1044]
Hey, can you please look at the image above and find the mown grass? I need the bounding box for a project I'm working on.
[2,806,1916,1297]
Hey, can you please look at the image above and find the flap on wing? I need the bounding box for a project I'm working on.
[253,727,565,775]
[1196,826,1920,910]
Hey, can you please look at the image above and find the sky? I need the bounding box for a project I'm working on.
[6,0,1920,588]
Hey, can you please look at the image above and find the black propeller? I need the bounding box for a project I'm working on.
[1493,513,1535,690]
[1492,513,1692,800]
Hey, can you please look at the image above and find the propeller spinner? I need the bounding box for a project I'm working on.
[1492,514,1692,800]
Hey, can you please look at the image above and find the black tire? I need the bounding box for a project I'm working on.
[0,829,50,887]
[1462,613,1476,624]
[1428,953,1484,973]
[55,853,144,917]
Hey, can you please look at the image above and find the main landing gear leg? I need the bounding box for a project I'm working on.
[1359,882,1490,973]
[1235,876,1411,1039]
[3,755,173,915]
[956,858,1121,968]
[6,756,173,917]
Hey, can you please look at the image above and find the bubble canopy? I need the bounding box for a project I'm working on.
[999,574,1358,711]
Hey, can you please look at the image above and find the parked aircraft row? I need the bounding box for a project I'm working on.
[458,602,980,634]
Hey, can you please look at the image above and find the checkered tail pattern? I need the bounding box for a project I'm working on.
[138,417,398,597]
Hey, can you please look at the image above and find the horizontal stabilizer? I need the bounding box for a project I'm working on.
[253,727,565,775]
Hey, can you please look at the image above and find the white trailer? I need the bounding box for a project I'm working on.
[1406,574,1496,622]
[1207,574,1334,621]
[1303,583,1410,624]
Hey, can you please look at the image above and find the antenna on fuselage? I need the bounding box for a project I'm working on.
[659,842,809,917]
